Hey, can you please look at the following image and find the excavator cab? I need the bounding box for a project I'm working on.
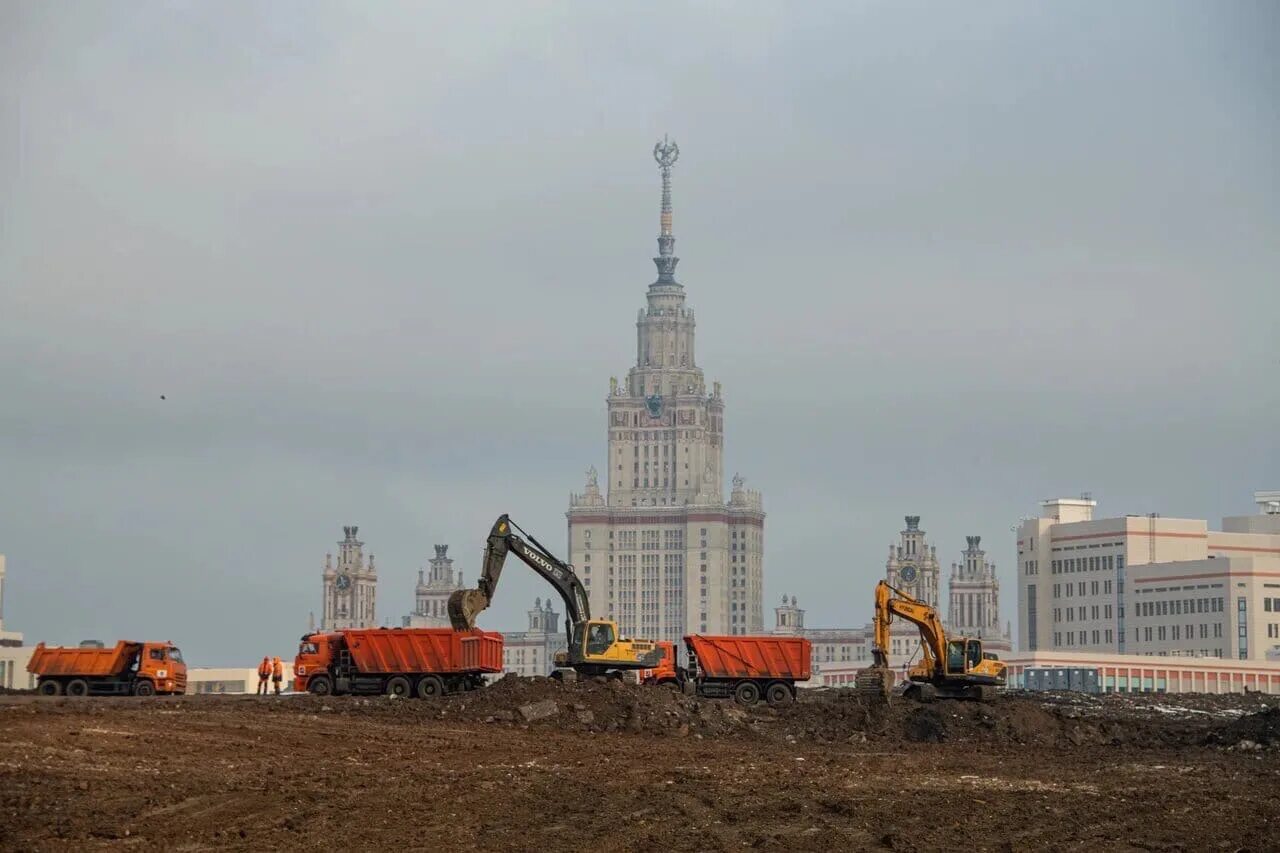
[565,618,664,675]
[579,621,616,657]
[945,638,984,675]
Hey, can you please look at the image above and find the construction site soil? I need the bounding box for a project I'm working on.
[2,678,1277,851]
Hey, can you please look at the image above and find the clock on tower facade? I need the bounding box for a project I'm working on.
[320,525,378,630]
[885,516,941,607]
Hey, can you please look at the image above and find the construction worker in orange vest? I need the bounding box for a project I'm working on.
[257,656,271,695]
[271,656,284,695]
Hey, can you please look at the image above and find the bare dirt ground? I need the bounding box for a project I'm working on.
[1,679,1277,851]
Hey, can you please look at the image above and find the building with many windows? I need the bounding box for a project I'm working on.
[1016,492,1280,660]
[402,545,463,628]
[500,598,566,677]
[567,139,765,644]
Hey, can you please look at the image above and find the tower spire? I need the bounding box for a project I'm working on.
[652,135,680,286]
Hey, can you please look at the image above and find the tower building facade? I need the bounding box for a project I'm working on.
[886,516,941,608]
[567,139,765,644]
[403,544,463,628]
[948,536,1002,640]
[321,525,377,631]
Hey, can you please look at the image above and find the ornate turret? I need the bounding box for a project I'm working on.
[652,135,680,286]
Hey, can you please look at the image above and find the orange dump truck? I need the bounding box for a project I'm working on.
[642,635,811,707]
[294,627,504,698]
[28,641,187,697]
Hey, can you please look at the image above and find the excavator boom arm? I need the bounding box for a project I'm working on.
[448,515,590,645]
[871,580,948,677]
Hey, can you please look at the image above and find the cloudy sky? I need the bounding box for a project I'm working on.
[2,2,1276,665]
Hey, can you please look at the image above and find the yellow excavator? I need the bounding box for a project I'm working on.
[448,515,663,679]
[855,580,1006,703]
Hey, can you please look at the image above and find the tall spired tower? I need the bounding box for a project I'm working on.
[885,516,941,608]
[403,544,463,628]
[948,536,1001,640]
[320,526,378,630]
[567,139,765,643]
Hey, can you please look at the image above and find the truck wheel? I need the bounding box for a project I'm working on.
[765,682,792,707]
[734,681,761,706]
[416,675,445,699]
[66,679,90,697]
[133,680,156,697]
[386,676,412,698]
[38,680,61,696]
[308,676,333,696]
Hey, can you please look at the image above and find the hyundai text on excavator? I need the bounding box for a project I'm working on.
[856,580,1006,703]
[448,514,663,679]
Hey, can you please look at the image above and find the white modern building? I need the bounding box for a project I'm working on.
[1016,492,1280,660]
[0,553,38,690]
[567,139,765,644]
[188,664,297,695]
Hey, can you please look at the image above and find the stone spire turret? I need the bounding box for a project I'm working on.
[652,135,680,286]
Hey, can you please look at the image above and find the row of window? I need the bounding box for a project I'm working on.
[1052,554,1121,574]
[1052,604,1115,623]
[1138,624,1223,642]
[1053,629,1116,646]
[1137,597,1223,617]
[1052,580,1115,598]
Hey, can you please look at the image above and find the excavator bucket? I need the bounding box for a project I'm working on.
[447,589,488,632]
[854,666,893,704]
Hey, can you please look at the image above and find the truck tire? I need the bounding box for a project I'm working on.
[66,679,90,697]
[734,681,761,706]
[308,675,333,696]
[38,680,61,696]
[386,676,412,698]
[133,680,156,697]
[765,682,792,707]
[416,675,445,699]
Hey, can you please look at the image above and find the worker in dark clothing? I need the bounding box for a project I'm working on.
[257,656,271,695]
[271,656,284,695]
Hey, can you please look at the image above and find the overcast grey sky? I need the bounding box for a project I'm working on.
[2,2,1276,665]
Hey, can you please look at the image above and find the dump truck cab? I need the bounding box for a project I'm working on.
[137,643,187,695]
[639,641,680,686]
[293,633,337,694]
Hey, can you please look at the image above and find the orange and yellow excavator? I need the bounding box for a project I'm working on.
[856,580,1006,703]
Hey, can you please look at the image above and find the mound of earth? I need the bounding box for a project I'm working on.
[1205,705,1280,750]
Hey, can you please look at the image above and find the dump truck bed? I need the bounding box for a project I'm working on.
[27,642,140,678]
[340,628,504,675]
[685,635,811,681]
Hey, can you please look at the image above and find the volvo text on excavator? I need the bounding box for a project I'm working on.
[855,579,1006,702]
[448,515,663,678]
